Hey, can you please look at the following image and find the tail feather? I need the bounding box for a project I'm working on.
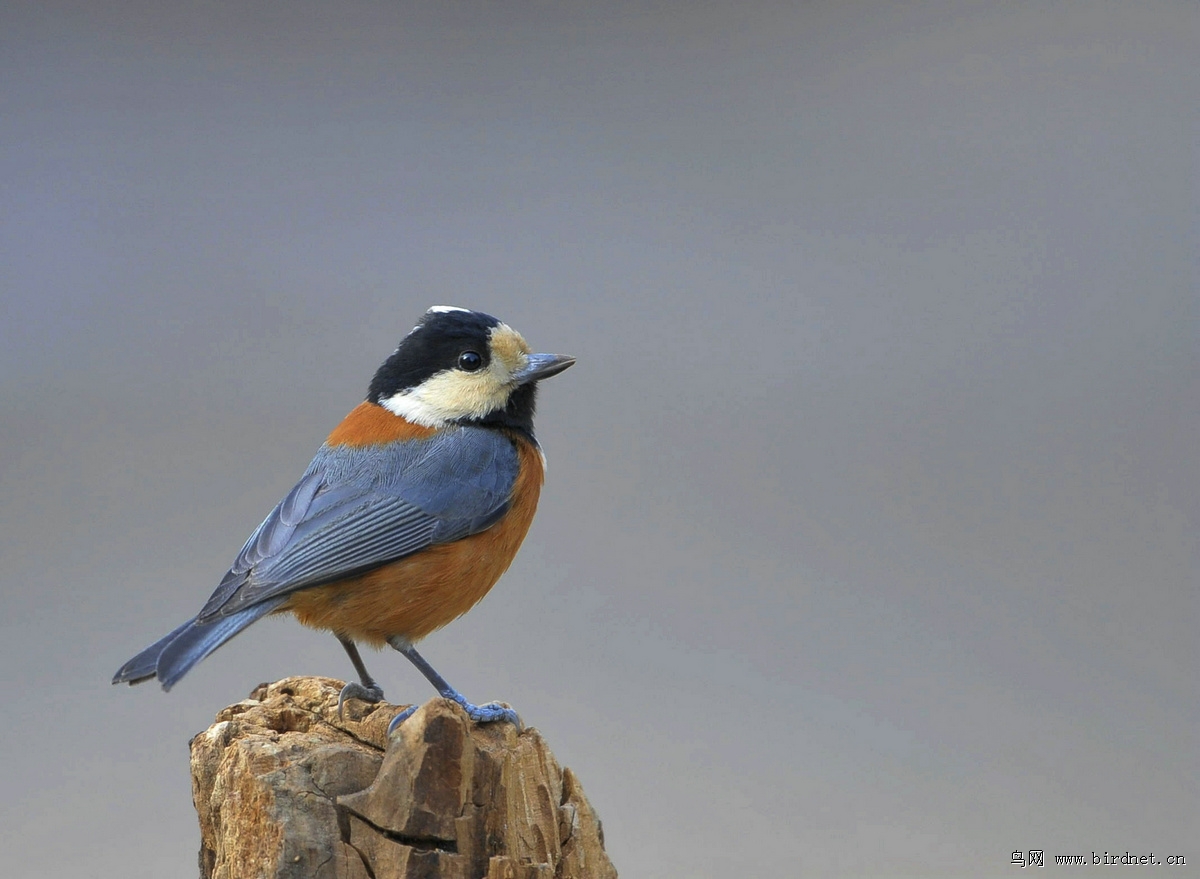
[112,598,285,690]
[112,618,197,685]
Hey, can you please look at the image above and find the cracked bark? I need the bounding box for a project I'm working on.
[190,677,617,879]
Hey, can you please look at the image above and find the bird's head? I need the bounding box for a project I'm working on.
[367,306,575,432]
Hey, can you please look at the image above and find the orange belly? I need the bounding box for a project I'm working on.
[280,435,543,645]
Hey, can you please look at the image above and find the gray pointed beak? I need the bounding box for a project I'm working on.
[514,353,576,385]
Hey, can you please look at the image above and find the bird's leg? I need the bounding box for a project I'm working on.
[385,636,521,733]
[336,636,385,718]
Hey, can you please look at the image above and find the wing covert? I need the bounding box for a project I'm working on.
[197,427,520,621]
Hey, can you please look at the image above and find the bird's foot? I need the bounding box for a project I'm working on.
[456,696,522,727]
[337,680,384,719]
[386,693,521,735]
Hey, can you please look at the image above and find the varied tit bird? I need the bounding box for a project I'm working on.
[113,306,574,731]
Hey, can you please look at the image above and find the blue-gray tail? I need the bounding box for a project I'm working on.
[112,599,284,690]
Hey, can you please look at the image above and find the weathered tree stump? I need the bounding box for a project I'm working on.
[190,677,616,879]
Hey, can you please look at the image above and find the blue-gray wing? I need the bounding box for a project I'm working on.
[197,427,520,621]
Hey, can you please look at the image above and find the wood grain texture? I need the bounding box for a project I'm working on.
[190,677,617,879]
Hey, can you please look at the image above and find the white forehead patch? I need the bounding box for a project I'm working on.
[407,305,475,337]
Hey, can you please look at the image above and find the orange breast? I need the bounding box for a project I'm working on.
[326,401,436,447]
[281,434,544,645]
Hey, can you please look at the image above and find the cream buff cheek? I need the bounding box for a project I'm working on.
[380,322,531,428]
[380,367,512,428]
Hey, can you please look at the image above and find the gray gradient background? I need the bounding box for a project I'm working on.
[1,2,1195,876]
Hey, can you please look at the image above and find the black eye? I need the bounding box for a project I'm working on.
[458,350,483,371]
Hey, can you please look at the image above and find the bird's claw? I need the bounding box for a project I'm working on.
[337,680,384,719]
[386,704,419,735]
